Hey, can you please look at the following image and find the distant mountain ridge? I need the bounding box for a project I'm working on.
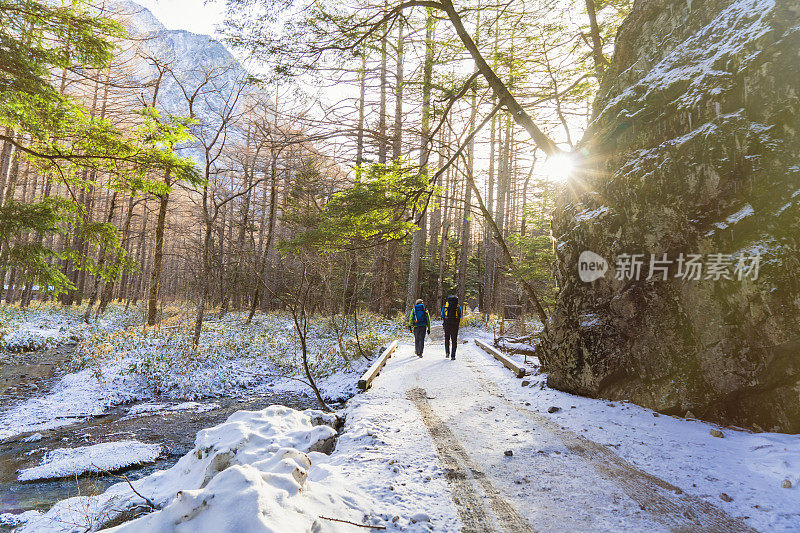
[109,1,255,163]
[110,1,251,115]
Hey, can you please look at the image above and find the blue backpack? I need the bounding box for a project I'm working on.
[413,303,427,325]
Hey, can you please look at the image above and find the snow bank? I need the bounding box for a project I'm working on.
[122,401,218,419]
[0,510,42,527]
[20,406,384,532]
[0,360,150,440]
[18,440,162,481]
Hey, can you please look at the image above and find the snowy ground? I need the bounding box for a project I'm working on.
[3,317,798,531]
[327,332,799,532]
[13,406,383,532]
[120,401,218,420]
[0,309,394,442]
[70,310,398,401]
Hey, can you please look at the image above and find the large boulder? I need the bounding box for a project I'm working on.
[543,0,800,432]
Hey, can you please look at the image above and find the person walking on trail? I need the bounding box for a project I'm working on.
[441,294,463,360]
[408,298,431,357]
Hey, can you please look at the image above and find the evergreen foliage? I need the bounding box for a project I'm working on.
[0,0,199,296]
[288,161,435,253]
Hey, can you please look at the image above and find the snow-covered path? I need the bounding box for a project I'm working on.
[332,335,799,532]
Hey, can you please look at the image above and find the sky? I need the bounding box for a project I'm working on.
[135,0,227,38]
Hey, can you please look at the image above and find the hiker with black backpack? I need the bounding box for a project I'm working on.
[407,298,431,357]
[441,294,463,360]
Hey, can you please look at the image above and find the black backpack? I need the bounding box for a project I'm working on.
[445,296,460,320]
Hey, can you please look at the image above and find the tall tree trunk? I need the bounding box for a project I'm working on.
[248,153,280,322]
[147,176,170,326]
[436,218,448,311]
[83,72,112,318]
[392,17,404,161]
[0,127,15,206]
[74,177,95,304]
[71,74,103,306]
[110,196,136,307]
[3,154,20,304]
[585,0,606,77]
[377,0,389,165]
[19,162,35,306]
[428,125,446,271]
[457,85,478,303]
[520,159,535,238]
[483,96,497,314]
[26,171,52,305]
[405,8,435,313]
[377,16,405,317]
[343,252,359,314]
[355,50,367,172]
[492,116,511,312]
[232,160,253,310]
[192,199,212,349]
[379,241,397,316]
[84,191,117,321]
[464,164,549,325]
[130,201,147,307]
[219,207,235,317]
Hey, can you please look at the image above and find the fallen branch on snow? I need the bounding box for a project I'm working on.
[93,464,159,510]
[318,515,386,529]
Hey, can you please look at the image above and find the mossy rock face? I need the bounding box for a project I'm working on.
[543,0,800,432]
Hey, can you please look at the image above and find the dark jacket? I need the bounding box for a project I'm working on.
[441,295,463,327]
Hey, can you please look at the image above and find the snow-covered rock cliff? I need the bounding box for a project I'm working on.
[544,0,800,432]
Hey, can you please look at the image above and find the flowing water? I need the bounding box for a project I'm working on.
[0,343,317,525]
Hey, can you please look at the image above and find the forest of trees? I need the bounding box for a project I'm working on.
[0,0,630,325]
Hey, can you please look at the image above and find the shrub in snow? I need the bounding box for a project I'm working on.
[0,303,141,352]
[73,311,402,401]
[20,406,380,532]
[459,312,500,331]
[459,311,543,338]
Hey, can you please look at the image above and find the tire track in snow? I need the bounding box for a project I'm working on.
[465,349,758,533]
[407,387,535,533]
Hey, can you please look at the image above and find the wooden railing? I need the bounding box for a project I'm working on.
[474,338,527,378]
[357,339,399,391]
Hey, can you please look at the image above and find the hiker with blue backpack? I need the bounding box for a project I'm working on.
[408,298,431,357]
[441,294,463,360]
